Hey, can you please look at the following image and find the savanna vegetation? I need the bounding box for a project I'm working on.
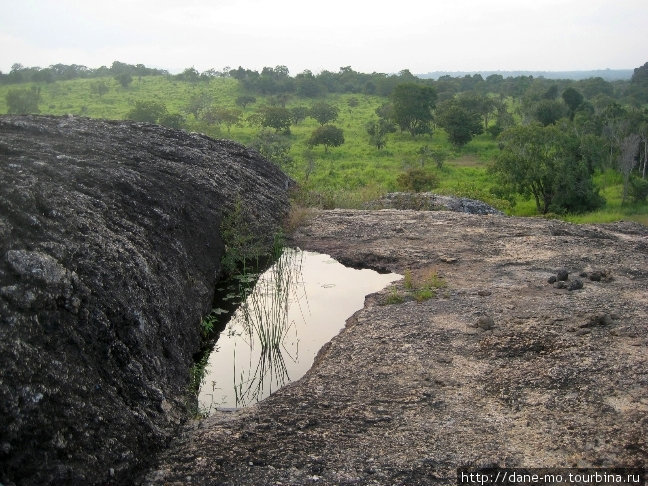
[2,60,648,225]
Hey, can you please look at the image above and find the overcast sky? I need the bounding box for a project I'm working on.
[1,0,646,75]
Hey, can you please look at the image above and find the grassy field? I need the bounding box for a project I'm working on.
[1,75,646,225]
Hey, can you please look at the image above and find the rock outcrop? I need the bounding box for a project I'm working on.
[365,192,504,215]
[0,115,292,485]
[145,209,647,485]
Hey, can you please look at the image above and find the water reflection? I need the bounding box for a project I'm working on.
[198,248,400,413]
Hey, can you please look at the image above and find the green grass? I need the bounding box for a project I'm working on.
[1,76,646,225]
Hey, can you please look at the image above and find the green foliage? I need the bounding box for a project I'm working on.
[308,124,345,152]
[387,268,447,304]
[562,87,584,120]
[202,106,241,133]
[309,101,339,125]
[249,130,294,169]
[494,124,604,213]
[159,112,185,129]
[396,168,439,192]
[416,145,448,169]
[384,288,405,305]
[534,99,566,126]
[126,99,167,123]
[90,80,109,98]
[629,62,648,104]
[235,95,257,109]
[257,106,292,133]
[5,87,41,114]
[289,106,309,124]
[220,197,259,275]
[0,65,644,224]
[114,72,133,88]
[628,176,648,203]
[366,117,396,150]
[185,91,212,118]
[390,83,436,136]
[436,100,483,147]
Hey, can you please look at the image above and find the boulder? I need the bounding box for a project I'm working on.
[364,192,504,215]
[0,115,292,485]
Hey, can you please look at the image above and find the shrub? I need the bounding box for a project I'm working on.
[396,168,439,193]
[628,176,648,203]
[5,87,41,114]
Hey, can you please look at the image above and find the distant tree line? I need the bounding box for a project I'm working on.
[3,60,646,106]
[0,61,169,85]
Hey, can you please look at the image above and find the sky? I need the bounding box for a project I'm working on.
[0,0,647,75]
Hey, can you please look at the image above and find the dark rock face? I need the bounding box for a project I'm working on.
[0,115,292,485]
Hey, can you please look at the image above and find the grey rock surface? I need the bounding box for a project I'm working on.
[365,192,504,215]
[0,115,292,485]
[144,209,647,485]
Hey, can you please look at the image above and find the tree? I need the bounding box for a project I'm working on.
[436,101,483,148]
[258,106,292,133]
[390,83,437,136]
[159,113,185,129]
[629,62,648,104]
[248,130,294,170]
[185,92,212,119]
[493,124,603,214]
[457,93,495,129]
[562,87,584,121]
[618,134,640,203]
[126,100,167,123]
[290,106,309,125]
[366,118,396,150]
[309,102,339,125]
[5,87,41,114]
[235,95,256,109]
[177,67,200,84]
[295,70,323,97]
[114,72,133,88]
[534,99,566,126]
[216,108,242,134]
[201,106,242,132]
[308,125,344,152]
[90,80,109,98]
[417,145,447,169]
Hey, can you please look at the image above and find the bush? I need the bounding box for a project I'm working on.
[159,113,185,129]
[396,168,439,192]
[126,100,167,123]
[6,87,41,114]
[628,176,648,203]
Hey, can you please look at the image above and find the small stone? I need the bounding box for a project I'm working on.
[556,269,569,281]
[547,275,557,284]
[553,281,567,289]
[440,256,458,264]
[589,271,602,282]
[476,316,495,330]
[477,290,492,296]
[567,279,583,291]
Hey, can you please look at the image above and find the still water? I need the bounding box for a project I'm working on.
[198,248,400,413]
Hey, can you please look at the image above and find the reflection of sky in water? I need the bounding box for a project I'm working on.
[199,249,400,412]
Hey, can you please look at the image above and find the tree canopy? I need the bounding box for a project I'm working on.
[389,83,437,137]
[308,125,345,152]
[493,124,604,213]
